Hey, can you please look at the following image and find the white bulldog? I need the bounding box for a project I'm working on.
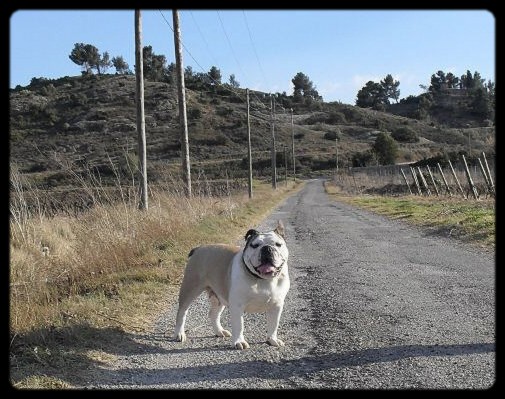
[173,221,290,349]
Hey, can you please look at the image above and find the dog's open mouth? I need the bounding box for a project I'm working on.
[255,263,277,275]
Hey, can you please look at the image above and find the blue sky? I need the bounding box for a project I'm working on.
[10,9,495,105]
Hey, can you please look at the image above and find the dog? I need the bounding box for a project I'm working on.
[173,220,290,349]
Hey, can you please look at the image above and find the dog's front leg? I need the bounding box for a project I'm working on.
[208,292,231,338]
[266,303,285,347]
[229,304,249,349]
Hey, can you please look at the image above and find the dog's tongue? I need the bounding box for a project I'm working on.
[257,263,276,274]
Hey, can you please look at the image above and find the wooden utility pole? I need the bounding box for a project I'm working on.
[284,145,288,186]
[271,94,277,189]
[335,136,339,173]
[173,10,191,198]
[135,10,148,210]
[291,108,295,182]
[246,89,253,198]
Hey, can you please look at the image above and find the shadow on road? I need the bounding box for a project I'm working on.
[31,335,492,387]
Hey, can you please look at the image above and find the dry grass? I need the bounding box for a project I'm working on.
[9,164,303,388]
[325,178,495,251]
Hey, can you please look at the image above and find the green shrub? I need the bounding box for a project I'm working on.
[304,113,326,125]
[341,107,361,122]
[351,150,376,167]
[40,84,56,97]
[324,131,339,140]
[216,106,233,117]
[392,126,419,143]
[188,107,202,120]
[71,92,88,106]
[328,111,346,124]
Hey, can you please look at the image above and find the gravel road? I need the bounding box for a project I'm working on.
[86,178,495,389]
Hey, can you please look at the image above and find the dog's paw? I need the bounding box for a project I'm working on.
[267,337,284,347]
[215,329,232,338]
[174,331,187,342]
[234,340,250,350]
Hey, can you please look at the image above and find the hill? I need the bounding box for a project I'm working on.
[9,74,495,210]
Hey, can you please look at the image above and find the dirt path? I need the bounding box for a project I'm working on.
[83,178,495,389]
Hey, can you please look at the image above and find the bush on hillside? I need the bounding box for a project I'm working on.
[392,126,419,143]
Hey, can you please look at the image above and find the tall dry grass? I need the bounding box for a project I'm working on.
[9,163,261,336]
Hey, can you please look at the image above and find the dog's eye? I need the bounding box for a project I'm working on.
[275,242,282,247]
[250,243,259,249]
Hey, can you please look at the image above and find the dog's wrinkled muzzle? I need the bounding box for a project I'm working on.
[255,246,283,276]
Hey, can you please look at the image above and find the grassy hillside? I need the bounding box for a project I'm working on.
[10,73,495,212]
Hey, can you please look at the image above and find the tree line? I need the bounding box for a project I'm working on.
[424,69,494,93]
[69,43,130,75]
[68,43,323,106]
[356,74,401,108]
[68,42,494,118]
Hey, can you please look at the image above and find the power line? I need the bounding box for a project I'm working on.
[189,11,220,69]
[138,9,309,171]
[159,11,251,109]
[216,11,249,83]
[158,10,211,82]
[158,10,174,32]
[242,10,268,88]
[158,10,272,109]
[156,10,292,129]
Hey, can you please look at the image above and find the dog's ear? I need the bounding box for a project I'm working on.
[244,229,259,242]
[274,220,285,238]
[188,246,200,258]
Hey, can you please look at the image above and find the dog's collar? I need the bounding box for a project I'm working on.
[242,255,262,279]
[241,254,284,279]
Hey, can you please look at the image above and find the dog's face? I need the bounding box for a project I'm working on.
[242,221,288,279]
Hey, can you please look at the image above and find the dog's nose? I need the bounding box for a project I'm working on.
[261,246,275,263]
[261,246,274,256]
